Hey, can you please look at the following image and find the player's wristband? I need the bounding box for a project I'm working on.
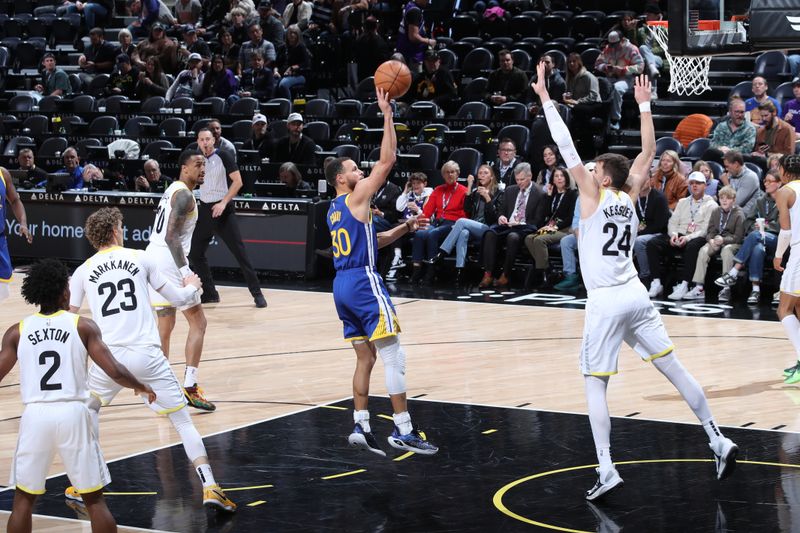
[179,265,192,277]
[639,102,651,113]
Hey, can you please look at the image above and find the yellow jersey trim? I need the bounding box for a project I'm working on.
[35,310,66,318]
[96,246,123,255]
[156,404,186,416]
[645,345,675,362]
[76,483,106,494]
[16,483,45,495]
[589,371,618,376]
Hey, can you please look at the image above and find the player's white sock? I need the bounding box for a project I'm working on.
[701,417,724,447]
[196,463,217,488]
[184,366,198,388]
[728,267,740,278]
[781,315,800,358]
[585,376,613,475]
[393,411,413,436]
[354,409,371,433]
[652,353,713,422]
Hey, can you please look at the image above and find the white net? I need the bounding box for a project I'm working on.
[646,23,712,97]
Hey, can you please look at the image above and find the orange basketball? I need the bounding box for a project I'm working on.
[374,60,412,100]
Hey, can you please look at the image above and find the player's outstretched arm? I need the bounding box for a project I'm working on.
[351,88,397,207]
[531,61,597,207]
[0,324,20,382]
[626,75,655,201]
[3,170,32,244]
[165,189,193,271]
[376,216,428,249]
[78,317,156,402]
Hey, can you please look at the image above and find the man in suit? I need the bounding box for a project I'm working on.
[479,162,545,288]
[490,138,523,188]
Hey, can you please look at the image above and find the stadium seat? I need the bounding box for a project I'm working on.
[497,124,531,158]
[21,114,49,138]
[684,137,711,160]
[655,136,683,157]
[88,115,118,135]
[331,144,361,162]
[305,98,331,117]
[38,136,67,157]
[228,97,258,115]
[461,47,493,78]
[230,119,253,141]
[408,142,440,170]
[141,96,166,113]
[142,140,174,159]
[448,147,482,179]
[157,117,185,137]
[456,101,490,119]
[304,121,330,143]
[73,94,96,113]
[417,123,449,143]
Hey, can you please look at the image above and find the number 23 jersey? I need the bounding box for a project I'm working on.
[578,189,639,292]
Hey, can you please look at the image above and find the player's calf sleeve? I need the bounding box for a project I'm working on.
[652,353,712,422]
[374,336,407,395]
[168,407,208,463]
[584,375,611,449]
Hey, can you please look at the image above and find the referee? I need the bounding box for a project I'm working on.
[190,128,267,308]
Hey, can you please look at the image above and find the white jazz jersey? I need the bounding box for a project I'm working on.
[780,181,800,294]
[578,189,640,291]
[148,181,197,254]
[17,311,89,404]
[70,246,165,349]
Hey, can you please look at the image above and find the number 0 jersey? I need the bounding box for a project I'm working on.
[148,181,197,255]
[17,311,89,404]
[70,246,166,349]
[578,189,640,292]
[327,194,378,271]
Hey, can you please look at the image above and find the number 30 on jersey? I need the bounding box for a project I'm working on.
[330,228,351,258]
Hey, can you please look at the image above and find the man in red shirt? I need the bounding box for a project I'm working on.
[410,161,468,284]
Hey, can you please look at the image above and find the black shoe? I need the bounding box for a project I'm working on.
[410,265,423,284]
[455,268,465,287]
[425,251,445,265]
[254,293,267,308]
[201,294,220,304]
[420,267,435,286]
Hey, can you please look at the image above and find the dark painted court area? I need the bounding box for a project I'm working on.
[2,398,799,532]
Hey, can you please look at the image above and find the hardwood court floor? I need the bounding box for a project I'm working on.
[0,282,797,531]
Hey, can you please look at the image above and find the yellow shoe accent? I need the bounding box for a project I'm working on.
[203,485,236,512]
[183,385,216,411]
[64,486,82,502]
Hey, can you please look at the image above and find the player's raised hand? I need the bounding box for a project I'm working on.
[376,87,392,115]
[634,74,652,105]
[531,60,549,99]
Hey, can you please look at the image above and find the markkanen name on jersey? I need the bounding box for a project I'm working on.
[87,259,140,284]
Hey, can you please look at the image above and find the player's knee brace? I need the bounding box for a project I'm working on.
[374,336,407,395]
[168,407,208,463]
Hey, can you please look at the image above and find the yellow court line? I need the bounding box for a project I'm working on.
[247,500,267,507]
[321,469,366,480]
[377,414,394,421]
[320,405,348,410]
[482,429,498,435]
[225,484,274,492]
[104,492,157,496]
[393,452,415,462]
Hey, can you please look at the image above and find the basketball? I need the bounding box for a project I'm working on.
[374,60,412,100]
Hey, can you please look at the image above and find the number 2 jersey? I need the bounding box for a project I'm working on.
[70,246,169,349]
[17,311,89,404]
[578,189,639,292]
[327,193,378,271]
[148,181,197,255]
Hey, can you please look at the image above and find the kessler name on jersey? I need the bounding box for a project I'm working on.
[27,327,71,345]
[87,259,141,284]
[603,204,634,221]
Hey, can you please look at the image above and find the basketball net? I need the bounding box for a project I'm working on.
[646,21,712,96]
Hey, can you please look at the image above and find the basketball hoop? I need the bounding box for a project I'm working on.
[646,21,712,97]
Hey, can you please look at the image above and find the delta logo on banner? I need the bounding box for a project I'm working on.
[789,15,800,31]
[750,0,800,47]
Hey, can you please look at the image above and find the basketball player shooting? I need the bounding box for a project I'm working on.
[531,61,738,501]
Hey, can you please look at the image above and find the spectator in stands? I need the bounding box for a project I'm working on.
[534,145,561,191]
[201,54,239,101]
[242,114,274,158]
[720,150,761,215]
[527,53,565,110]
[705,96,756,162]
[227,0,259,24]
[278,162,312,196]
[173,0,201,25]
[632,178,670,286]
[166,53,204,100]
[306,0,339,40]
[491,138,522,188]
[82,164,104,187]
[239,52,275,100]
[16,149,47,186]
[133,23,178,75]
[393,172,432,272]
[77,28,117,89]
[752,100,795,165]
[486,49,529,106]
[118,29,136,58]
[58,0,112,29]
[479,162,545,288]
[553,162,597,292]
[404,49,457,116]
[273,112,317,164]
[354,17,391,83]
[197,0,230,37]
[673,185,745,300]
[410,161,468,285]
[107,54,139,98]
[594,30,644,129]
[218,31,242,74]
[207,119,237,159]
[429,164,502,286]
[240,23,278,69]
[783,78,800,137]
[225,7,252,45]
[128,0,176,40]
[693,160,720,198]
[395,0,435,71]
[745,76,781,126]
[35,53,71,97]
[132,159,172,192]
[715,169,782,303]
[562,52,600,108]
[524,166,577,288]
[370,172,402,233]
[646,172,717,298]
[639,4,667,80]
[178,25,212,67]
[282,0,312,30]
[57,148,86,190]
[650,149,687,211]
[274,24,311,99]
[135,55,169,99]
[257,0,285,47]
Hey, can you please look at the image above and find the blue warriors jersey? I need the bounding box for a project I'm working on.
[327,193,399,341]
[0,170,11,282]
[327,194,377,271]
